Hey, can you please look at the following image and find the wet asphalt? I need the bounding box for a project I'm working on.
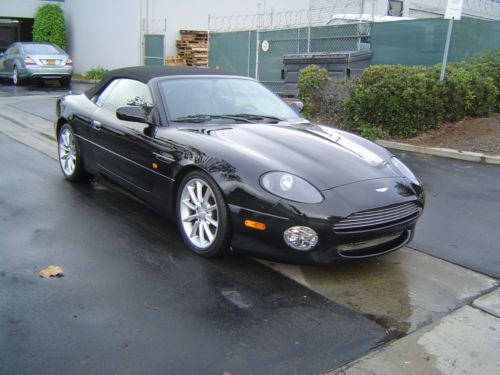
[1,81,499,373]
[394,150,500,278]
[0,133,386,375]
[0,78,90,98]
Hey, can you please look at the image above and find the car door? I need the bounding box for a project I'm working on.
[90,78,159,195]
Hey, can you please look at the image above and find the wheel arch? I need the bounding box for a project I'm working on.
[55,117,69,139]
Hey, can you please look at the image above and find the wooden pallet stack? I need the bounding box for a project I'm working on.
[164,56,187,66]
[175,30,208,67]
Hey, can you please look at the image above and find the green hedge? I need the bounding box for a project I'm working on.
[344,65,444,138]
[32,4,67,50]
[297,64,329,117]
[330,50,499,138]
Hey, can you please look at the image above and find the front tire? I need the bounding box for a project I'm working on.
[177,170,231,257]
[58,124,87,181]
[12,66,23,86]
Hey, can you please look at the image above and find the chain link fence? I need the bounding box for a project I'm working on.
[208,2,500,94]
[209,4,369,93]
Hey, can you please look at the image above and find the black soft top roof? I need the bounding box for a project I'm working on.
[84,66,234,98]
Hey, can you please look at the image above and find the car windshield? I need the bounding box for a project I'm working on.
[159,77,300,122]
[22,44,63,55]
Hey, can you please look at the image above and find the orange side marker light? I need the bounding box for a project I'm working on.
[244,220,266,231]
[152,162,158,169]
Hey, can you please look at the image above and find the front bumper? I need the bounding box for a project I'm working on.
[19,66,73,80]
[228,178,424,265]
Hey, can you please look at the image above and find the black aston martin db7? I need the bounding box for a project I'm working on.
[55,66,424,264]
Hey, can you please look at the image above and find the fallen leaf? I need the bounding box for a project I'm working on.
[39,265,64,278]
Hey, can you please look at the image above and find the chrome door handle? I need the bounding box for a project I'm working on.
[91,120,102,130]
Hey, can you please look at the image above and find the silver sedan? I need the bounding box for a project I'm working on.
[0,42,73,86]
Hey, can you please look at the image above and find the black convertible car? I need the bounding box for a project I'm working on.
[55,66,424,264]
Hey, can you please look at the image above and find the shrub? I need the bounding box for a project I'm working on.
[450,50,500,111]
[437,65,497,121]
[32,4,67,50]
[343,65,444,138]
[297,65,329,117]
[310,79,354,126]
[85,67,108,80]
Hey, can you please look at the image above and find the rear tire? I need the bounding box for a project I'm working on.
[177,170,231,258]
[60,77,71,88]
[58,124,87,181]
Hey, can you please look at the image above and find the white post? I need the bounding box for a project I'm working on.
[255,4,261,80]
[306,8,311,53]
[441,0,464,80]
[440,18,454,81]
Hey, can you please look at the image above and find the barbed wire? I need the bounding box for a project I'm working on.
[208,4,366,32]
[411,0,500,20]
[209,0,500,32]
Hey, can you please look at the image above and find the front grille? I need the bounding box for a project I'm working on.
[333,201,420,233]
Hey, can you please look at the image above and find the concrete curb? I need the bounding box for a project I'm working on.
[376,139,500,165]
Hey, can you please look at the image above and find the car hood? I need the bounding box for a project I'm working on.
[171,122,400,190]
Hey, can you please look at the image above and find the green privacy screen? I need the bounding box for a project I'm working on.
[209,24,360,93]
[209,18,499,93]
[371,17,500,66]
[209,31,257,77]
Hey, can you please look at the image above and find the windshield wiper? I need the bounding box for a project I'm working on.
[229,113,284,123]
[171,114,252,123]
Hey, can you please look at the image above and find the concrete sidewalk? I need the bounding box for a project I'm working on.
[331,288,500,374]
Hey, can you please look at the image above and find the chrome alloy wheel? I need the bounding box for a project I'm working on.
[179,178,219,249]
[59,128,77,176]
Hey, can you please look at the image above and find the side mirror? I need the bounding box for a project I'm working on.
[289,101,304,114]
[116,106,148,123]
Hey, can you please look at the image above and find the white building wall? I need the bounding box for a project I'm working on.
[0,0,63,18]
[63,0,309,73]
[64,0,142,74]
[144,0,310,57]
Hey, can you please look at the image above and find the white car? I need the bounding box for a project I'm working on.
[0,42,73,86]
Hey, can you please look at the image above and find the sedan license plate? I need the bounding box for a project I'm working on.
[45,59,55,65]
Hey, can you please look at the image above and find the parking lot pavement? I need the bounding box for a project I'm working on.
[1,93,499,374]
[394,151,500,278]
[0,134,386,375]
[0,79,91,98]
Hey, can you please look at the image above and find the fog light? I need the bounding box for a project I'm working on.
[283,226,318,251]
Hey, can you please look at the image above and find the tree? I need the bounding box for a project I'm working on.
[32,4,67,50]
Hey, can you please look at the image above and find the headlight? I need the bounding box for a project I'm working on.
[260,172,323,203]
[392,157,420,185]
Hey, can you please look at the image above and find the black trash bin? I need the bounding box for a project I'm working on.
[282,51,374,96]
